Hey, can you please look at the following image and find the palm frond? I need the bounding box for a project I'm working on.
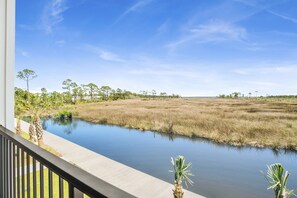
[170,155,194,189]
[263,163,296,198]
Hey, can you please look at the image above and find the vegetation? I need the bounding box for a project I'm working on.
[73,98,297,150]
[55,110,72,120]
[17,69,37,100]
[218,92,243,99]
[20,131,61,156]
[264,163,296,198]
[170,156,193,198]
[15,68,297,151]
[15,69,180,146]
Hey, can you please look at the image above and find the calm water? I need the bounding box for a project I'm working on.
[42,118,297,198]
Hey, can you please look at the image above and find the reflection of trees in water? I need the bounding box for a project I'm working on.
[270,148,297,158]
[51,118,78,135]
[152,129,297,156]
[153,131,177,142]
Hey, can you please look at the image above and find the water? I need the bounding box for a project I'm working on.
[42,118,297,198]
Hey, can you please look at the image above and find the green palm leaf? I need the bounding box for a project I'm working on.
[263,163,296,198]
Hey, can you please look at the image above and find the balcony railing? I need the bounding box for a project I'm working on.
[0,125,135,198]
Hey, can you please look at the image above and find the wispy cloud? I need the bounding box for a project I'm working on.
[168,20,247,50]
[234,0,297,24]
[115,0,153,23]
[84,44,125,62]
[234,65,297,75]
[18,49,29,58]
[42,0,68,34]
[266,9,297,24]
[17,24,36,31]
[55,40,66,47]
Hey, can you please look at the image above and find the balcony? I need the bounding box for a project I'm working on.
[0,125,134,198]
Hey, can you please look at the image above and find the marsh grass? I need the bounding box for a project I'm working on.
[72,98,297,150]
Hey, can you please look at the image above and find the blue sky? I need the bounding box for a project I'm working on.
[15,0,297,96]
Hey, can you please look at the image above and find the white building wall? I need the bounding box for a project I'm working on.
[0,0,15,131]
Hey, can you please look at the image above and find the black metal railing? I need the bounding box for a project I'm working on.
[0,125,135,198]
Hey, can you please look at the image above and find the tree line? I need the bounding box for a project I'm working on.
[15,69,180,146]
[16,68,180,106]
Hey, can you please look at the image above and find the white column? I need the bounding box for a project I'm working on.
[0,0,15,131]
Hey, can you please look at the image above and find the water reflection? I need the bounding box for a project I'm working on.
[40,118,297,198]
[44,118,77,135]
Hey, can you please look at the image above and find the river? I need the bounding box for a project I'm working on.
[42,118,297,198]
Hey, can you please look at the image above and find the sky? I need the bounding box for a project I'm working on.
[15,0,297,96]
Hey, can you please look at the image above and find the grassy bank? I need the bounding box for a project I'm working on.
[71,98,297,150]
[21,131,61,157]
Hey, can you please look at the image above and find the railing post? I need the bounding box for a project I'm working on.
[69,183,84,198]
[74,188,84,198]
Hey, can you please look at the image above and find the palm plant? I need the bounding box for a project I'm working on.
[35,114,43,146]
[29,116,37,143]
[170,156,194,198]
[16,116,22,135]
[264,163,296,198]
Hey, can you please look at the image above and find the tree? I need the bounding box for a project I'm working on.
[17,69,37,100]
[100,86,112,100]
[40,88,51,109]
[264,163,296,198]
[15,87,28,135]
[160,92,167,97]
[29,117,37,143]
[35,115,43,146]
[50,91,64,107]
[62,79,75,92]
[232,92,241,99]
[62,79,78,103]
[72,87,79,102]
[151,89,157,98]
[170,156,194,198]
[28,90,51,146]
[77,86,85,101]
[86,83,98,100]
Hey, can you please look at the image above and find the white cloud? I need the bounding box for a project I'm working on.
[42,0,67,34]
[234,65,297,75]
[84,44,125,62]
[55,40,66,47]
[18,49,29,57]
[115,0,153,23]
[168,20,247,50]
[17,24,35,31]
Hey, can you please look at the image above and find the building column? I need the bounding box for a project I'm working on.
[0,0,15,131]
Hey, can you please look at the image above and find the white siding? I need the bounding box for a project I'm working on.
[0,0,15,131]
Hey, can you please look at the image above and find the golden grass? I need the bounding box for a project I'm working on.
[72,98,297,150]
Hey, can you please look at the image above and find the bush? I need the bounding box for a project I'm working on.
[55,110,72,120]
